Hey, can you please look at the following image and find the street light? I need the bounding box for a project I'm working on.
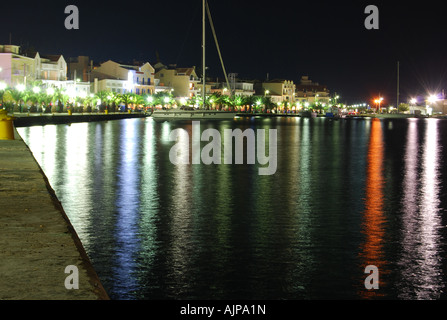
[428,94,438,104]
[374,97,383,113]
[426,94,438,116]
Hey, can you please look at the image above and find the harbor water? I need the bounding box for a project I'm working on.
[17,116,447,300]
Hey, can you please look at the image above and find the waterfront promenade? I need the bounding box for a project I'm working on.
[0,129,109,300]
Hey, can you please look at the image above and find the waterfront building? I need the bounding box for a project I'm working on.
[0,44,67,87]
[155,65,201,99]
[262,79,296,104]
[67,56,93,82]
[210,75,255,97]
[154,78,173,94]
[425,97,447,115]
[91,60,155,95]
[295,75,330,106]
[0,44,91,99]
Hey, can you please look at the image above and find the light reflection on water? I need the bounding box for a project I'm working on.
[17,117,447,300]
[397,119,444,299]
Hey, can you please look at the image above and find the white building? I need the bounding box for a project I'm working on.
[91,60,155,95]
[0,44,89,98]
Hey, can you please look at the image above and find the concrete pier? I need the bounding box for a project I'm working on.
[0,130,109,300]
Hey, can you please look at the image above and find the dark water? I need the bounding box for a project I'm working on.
[17,116,447,300]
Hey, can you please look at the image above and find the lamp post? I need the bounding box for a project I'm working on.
[334,95,339,106]
[164,96,170,109]
[427,94,438,116]
[16,84,25,113]
[410,98,417,114]
[374,97,383,113]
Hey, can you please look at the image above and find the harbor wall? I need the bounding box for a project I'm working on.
[0,129,109,300]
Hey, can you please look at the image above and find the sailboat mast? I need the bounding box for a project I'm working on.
[206,1,232,97]
[202,0,206,109]
[397,61,400,108]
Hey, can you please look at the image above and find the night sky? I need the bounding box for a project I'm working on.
[2,0,447,104]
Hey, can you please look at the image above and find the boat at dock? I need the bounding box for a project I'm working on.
[151,109,237,120]
[299,110,318,118]
[152,0,236,121]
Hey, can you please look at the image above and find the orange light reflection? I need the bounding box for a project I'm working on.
[359,118,386,298]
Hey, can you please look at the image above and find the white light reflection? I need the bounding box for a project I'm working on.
[63,123,92,246]
[417,119,444,298]
[114,119,141,297]
[292,118,314,290]
[137,119,160,283]
[17,126,57,182]
[398,119,444,299]
[168,125,194,296]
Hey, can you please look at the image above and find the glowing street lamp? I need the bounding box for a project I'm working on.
[16,84,25,92]
[374,97,383,112]
[164,96,170,108]
[427,94,438,104]
[426,94,438,116]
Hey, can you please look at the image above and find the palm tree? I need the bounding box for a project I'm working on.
[133,94,146,111]
[262,96,273,113]
[242,95,256,113]
[119,93,133,112]
[52,87,68,112]
[94,91,109,112]
[42,92,54,113]
[0,83,7,110]
[152,92,173,109]
[230,95,243,111]
[8,88,24,112]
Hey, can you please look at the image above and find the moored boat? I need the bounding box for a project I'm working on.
[151,109,237,120]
